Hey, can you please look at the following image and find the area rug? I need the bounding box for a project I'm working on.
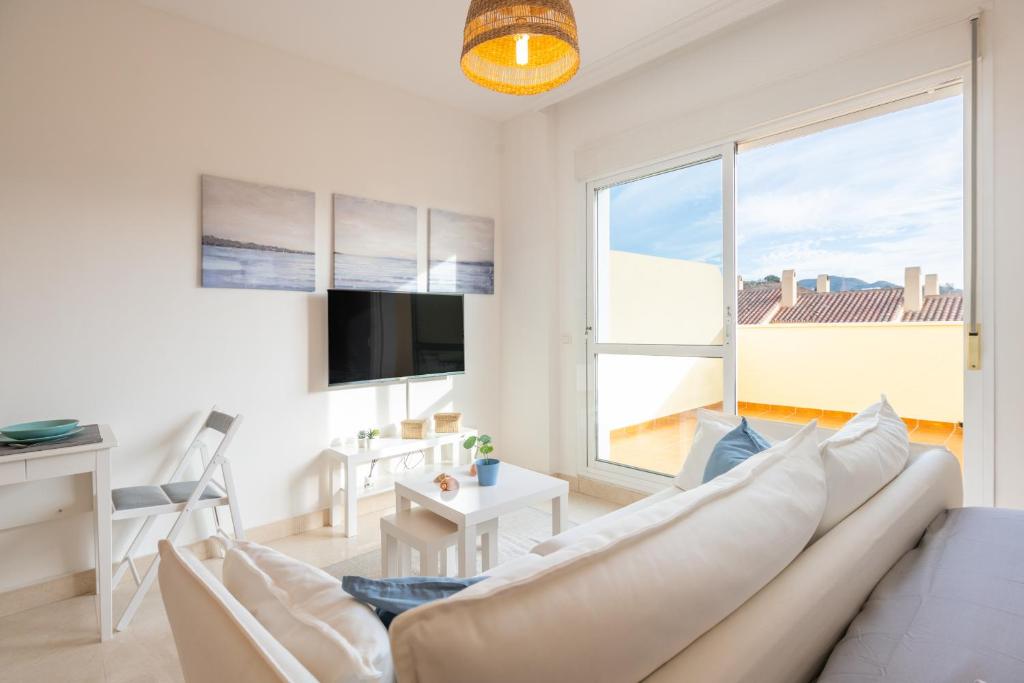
[323,506,573,580]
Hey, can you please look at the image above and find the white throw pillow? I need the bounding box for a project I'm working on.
[673,409,747,490]
[389,421,826,683]
[813,396,910,539]
[222,540,394,683]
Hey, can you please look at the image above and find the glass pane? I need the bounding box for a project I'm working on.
[596,354,724,476]
[736,94,964,466]
[596,158,724,345]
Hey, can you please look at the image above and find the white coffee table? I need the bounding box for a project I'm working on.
[394,463,569,578]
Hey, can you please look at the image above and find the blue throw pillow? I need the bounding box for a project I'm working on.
[701,418,772,483]
[342,575,486,628]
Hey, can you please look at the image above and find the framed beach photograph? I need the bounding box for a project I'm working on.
[427,209,495,295]
[201,175,315,292]
[332,194,418,291]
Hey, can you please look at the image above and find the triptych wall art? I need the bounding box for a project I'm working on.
[199,174,494,296]
[332,194,418,292]
[427,209,495,295]
[201,175,316,292]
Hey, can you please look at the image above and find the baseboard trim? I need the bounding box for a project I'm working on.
[0,490,395,619]
[553,473,649,506]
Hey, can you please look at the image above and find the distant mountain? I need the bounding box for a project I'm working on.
[796,276,899,291]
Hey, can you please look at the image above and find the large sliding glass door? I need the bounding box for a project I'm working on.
[585,83,973,490]
[586,145,736,481]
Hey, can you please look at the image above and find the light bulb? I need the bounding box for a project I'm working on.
[515,34,530,66]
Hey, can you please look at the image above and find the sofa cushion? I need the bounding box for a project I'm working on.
[673,409,745,490]
[222,540,394,683]
[531,487,681,556]
[702,418,772,483]
[157,541,319,683]
[813,396,910,539]
[820,507,1024,682]
[643,447,962,683]
[389,421,826,683]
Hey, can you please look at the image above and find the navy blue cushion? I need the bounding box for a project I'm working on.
[342,575,486,628]
[701,418,772,483]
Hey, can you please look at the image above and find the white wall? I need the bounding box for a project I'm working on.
[501,0,1024,507]
[0,0,502,592]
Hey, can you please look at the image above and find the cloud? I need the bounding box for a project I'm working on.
[603,95,965,286]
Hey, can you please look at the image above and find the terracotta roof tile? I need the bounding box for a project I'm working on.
[737,287,781,325]
[903,294,964,322]
[737,284,964,325]
[771,288,905,324]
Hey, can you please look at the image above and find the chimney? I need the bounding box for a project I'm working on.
[904,266,923,313]
[925,273,939,296]
[737,275,744,291]
[782,269,797,307]
[816,274,830,293]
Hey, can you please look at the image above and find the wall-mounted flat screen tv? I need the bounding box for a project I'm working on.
[328,290,465,386]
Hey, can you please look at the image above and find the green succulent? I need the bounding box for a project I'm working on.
[463,434,494,457]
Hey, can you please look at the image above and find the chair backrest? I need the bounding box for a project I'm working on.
[168,407,242,483]
[157,541,317,683]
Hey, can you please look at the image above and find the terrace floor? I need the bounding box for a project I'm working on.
[607,401,963,477]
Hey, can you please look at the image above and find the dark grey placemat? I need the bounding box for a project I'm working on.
[0,424,102,456]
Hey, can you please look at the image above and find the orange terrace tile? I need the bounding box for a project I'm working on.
[608,403,963,476]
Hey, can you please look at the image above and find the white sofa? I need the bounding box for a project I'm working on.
[158,419,962,683]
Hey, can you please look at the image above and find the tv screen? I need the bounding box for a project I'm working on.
[328,290,465,385]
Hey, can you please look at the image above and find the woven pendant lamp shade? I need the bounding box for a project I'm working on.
[461,0,580,96]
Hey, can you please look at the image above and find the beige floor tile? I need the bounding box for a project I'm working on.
[0,490,622,683]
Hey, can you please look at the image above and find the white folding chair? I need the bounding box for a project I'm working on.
[111,407,244,632]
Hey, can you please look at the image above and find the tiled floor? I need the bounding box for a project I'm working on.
[608,403,964,476]
[0,492,620,683]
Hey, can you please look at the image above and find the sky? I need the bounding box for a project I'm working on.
[608,94,964,287]
[203,175,314,252]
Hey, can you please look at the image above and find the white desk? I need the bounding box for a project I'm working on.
[395,463,569,578]
[324,429,477,537]
[0,425,117,641]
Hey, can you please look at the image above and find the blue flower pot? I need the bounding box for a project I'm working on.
[475,458,500,486]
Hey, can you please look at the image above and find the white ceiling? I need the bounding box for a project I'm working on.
[137,0,787,121]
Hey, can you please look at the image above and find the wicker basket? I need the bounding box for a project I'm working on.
[433,412,463,434]
[401,419,427,439]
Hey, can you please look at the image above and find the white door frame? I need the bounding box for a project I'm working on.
[584,143,737,490]
[580,64,993,505]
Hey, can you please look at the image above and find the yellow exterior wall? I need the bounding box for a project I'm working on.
[602,251,963,427]
[598,355,723,430]
[737,323,964,423]
[606,251,724,345]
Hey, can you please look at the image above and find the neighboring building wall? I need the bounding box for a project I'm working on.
[598,251,964,432]
[598,355,723,431]
[606,251,724,344]
[738,323,964,423]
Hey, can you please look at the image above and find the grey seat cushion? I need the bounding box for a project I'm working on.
[819,507,1024,682]
[161,480,226,503]
[112,485,172,511]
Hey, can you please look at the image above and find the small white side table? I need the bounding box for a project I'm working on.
[380,508,498,577]
[324,429,477,537]
[395,463,569,578]
[0,425,117,641]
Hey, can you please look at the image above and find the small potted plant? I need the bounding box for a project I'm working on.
[463,434,499,486]
[357,428,380,450]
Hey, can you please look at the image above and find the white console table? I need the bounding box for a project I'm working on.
[325,428,477,537]
[0,425,117,641]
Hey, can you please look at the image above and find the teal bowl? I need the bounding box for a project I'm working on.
[0,419,80,440]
